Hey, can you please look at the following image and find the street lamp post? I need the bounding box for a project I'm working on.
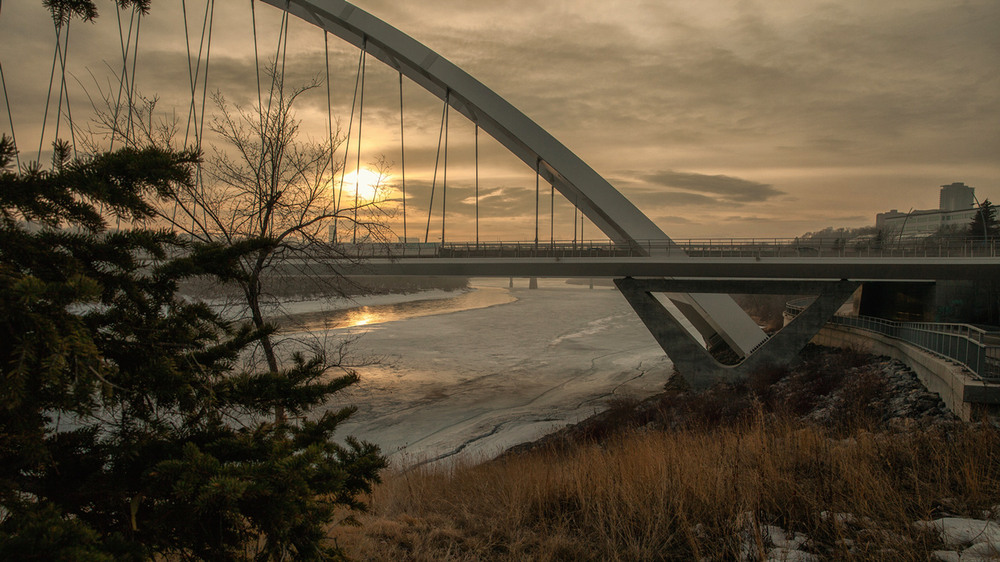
[971,192,990,245]
[897,207,914,248]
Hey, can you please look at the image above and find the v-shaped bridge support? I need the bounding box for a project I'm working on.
[615,278,861,389]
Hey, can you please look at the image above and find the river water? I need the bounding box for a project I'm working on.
[297,278,670,468]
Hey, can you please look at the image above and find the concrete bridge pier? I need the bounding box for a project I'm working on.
[616,278,861,389]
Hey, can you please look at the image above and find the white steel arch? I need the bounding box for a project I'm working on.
[260,0,768,357]
[262,0,668,250]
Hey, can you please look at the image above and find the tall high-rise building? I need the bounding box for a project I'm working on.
[939,182,976,211]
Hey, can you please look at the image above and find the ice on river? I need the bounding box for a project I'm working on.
[308,278,670,468]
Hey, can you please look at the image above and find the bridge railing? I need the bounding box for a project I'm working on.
[786,299,1000,382]
[672,236,998,259]
[334,237,998,259]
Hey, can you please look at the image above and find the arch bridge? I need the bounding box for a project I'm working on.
[3,0,997,388]
[264,0,997,387]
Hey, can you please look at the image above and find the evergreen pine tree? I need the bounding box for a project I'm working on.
[1,94,382,562]
[969,198,998,242]
[3,3,386,557]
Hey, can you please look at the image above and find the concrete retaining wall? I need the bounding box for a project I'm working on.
[813,325,1000,421]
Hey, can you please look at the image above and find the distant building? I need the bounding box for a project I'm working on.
[875,182,981,237]
[875,209,907,229]
[939,182,976,212]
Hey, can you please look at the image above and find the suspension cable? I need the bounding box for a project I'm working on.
[194,0,214,233]
[277,0,290,99]
[0,59,18,171]
[180,0,194,146]
[126,6,144,146]
[325,32,337,216]
[181,0,212,150]
[170,0,184,223]
[180,0,214,235]
[424,94,448,243]
[475,124,479,247]
[534,159,540,248]
[248,0,264,230]
[107,5,133,221]
[0,3,18,171]
[573,196,578,247]
[197,0,215,145]
[107,4,141,151]
[109,4,131,150]
[333,47,364,242]
[52,23,66,153]
[271,2,289,238]
[38,19,63,163]
[258,1,289,243]
[352,41,366,244]
[440,92,449,244]
[250,0,262,118]
[550,172,554,246]
[195,2,214,158]
[52,18,76,158]
[399,72,407,244]
[181,0,196,147]
[264,3,289,120]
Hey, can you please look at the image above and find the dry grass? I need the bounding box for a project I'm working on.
[331,349,996,560]
[332,414,1000,561]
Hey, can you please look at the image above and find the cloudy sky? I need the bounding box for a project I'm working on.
[1,0,997,240]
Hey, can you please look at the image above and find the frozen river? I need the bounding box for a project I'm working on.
[294,278,671,467]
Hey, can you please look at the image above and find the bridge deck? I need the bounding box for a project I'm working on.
[344,256,999,281]
[340,238,998,260]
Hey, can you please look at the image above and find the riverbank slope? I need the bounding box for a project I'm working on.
[333,346,1000,561]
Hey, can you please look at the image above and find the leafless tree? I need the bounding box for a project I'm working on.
[83,65,395,422]
[173,74,393,420]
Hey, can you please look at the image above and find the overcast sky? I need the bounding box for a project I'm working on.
[2,0,997,240]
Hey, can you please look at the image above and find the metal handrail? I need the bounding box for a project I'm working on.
[331,236,998,259]
[786,301,999,382]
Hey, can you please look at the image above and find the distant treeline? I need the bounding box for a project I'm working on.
[799,225,877,240]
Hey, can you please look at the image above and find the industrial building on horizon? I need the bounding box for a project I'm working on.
[875,182,985,237]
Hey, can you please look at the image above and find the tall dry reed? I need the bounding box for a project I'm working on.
[335,414,1000,561]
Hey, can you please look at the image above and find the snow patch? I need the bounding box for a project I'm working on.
[915,518,1000,548]
[918,517,1000,561]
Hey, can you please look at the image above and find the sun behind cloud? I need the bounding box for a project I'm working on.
[338,168,392,204]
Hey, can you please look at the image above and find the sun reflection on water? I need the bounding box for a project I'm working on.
[283,287,517,333]
[345,309,380,327]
